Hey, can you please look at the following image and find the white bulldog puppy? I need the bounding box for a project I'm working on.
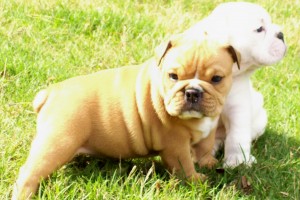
[183,2,287,167]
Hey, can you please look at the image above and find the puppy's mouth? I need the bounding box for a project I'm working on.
[182,89,220,119]
[269,39,287,59]
[164,82,222,119]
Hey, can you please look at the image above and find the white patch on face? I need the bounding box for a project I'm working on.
[194,70,199,79]
[187,79,203,91]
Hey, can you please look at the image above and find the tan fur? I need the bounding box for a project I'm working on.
[12,34,237,199]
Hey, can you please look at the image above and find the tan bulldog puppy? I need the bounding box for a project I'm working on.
[12,33,239,199]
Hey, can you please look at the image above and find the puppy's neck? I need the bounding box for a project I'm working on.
[232,62,262,77]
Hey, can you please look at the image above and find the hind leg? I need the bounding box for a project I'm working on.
[12,118,89,199]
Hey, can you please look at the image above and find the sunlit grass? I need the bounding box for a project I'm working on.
[1,0,299,199]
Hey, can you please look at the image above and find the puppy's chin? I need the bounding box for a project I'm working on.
[178,111,203,119]
[166,104,204,119]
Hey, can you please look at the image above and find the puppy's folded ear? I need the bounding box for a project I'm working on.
[227,46,241,70]
[155,34,183,67]
[155,41,172,67]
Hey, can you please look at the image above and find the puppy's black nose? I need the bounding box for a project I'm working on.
[185,88,202,104]
[277,32,284,42]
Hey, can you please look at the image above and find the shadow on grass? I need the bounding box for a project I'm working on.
[67,156,168,180]
[204,128,300,199]
[40,128,299,199]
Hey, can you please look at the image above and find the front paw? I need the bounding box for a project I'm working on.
[198,155,218,169]
[188,172,207,183]
[223,153,256,168]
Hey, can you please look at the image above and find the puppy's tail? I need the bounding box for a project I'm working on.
[32,89,48,113]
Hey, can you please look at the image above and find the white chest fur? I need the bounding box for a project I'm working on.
[190,117,219,144]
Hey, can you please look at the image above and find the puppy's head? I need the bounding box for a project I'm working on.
[185,2,287,75]
[155,34,239,119]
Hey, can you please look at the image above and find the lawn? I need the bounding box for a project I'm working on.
[0,0,299,199]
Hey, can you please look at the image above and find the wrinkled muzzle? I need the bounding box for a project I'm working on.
[164,80,225,119]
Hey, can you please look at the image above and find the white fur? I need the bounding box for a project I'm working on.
[189,117,219,145]
[188,79,204,91]
[185,2,286,167]
[198,117,219,139]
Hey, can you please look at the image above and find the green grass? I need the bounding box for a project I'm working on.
[1,0,299,199]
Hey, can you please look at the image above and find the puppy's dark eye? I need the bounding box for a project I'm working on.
[256,26,264,33]
[169,73,178,81]
[211,75,223,83]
